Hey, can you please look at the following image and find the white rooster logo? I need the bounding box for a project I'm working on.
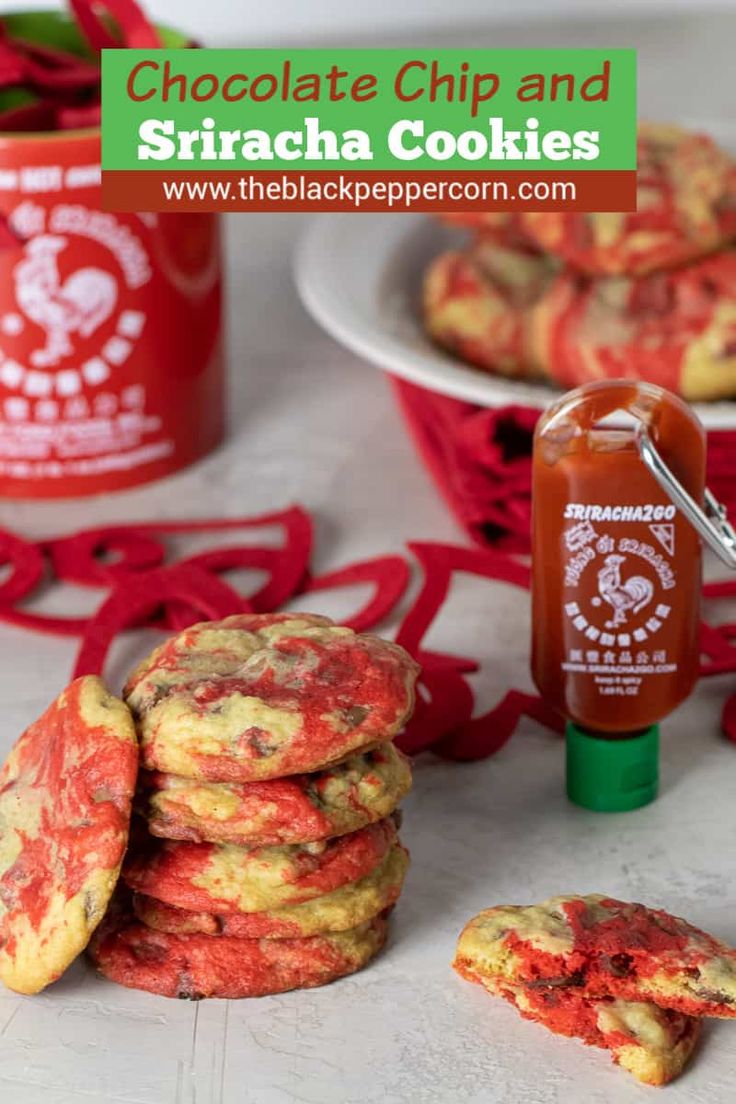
[13,235,117,367]
[597,554,654,628]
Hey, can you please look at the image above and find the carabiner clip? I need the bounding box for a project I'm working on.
[636,424,736,569]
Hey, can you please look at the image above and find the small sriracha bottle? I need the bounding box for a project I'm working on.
[531,380,706,812]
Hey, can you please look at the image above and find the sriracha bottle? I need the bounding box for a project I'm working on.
[531,380,705,811]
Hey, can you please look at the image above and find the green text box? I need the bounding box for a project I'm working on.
[102,48,637,172]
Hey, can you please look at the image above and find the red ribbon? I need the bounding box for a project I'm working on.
[0,1,162,133]
[392,541,562,760]
[72,564,248,680]
[68,0,162,50]
[0,487,734,759]
[301,555,411,632]
[394,377,736,557]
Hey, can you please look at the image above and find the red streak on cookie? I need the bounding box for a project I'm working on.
[495,981,699,1079]
[564,897,692,962]
[128,613,417,782]
[88,906,388,999]
[142,769,334,845]
[191,635,408,764]
[132,893,304,938]
[0,677,138,991]
[520,127,736,276]
[498,897,736,1016]
[122,819,396,914]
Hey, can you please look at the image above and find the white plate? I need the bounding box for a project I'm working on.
[295,211,736,430]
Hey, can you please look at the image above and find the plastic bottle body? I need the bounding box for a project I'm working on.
[531,380,704,736]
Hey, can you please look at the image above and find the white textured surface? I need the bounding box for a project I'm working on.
[2,177,736,1104]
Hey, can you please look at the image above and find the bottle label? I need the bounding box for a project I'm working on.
[0,134,223,496]
[560,503,678,699]
[0,200,159,479]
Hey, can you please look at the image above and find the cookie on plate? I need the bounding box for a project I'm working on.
[454,894,736,1018]
[124,613,419,782]
[133,840,409,938]
[519,123,736,276]
[123,817,397,914]
[530,248,736,400]
[89,901,389,999]
[423,241,554,380]
[479,975,700,1086]
[0,676,138,994]
[139,743,412,847]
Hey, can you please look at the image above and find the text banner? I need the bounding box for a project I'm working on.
[101,48,637,212]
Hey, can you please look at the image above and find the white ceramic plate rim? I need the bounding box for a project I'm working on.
[295,210,736,430]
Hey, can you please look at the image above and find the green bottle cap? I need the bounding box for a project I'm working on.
[566,721,659,812]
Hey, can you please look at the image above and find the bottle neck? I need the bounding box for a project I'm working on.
[565,721,659,812]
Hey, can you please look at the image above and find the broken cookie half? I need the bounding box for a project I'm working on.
[453,893,736,1084]
[470,971,700,1086]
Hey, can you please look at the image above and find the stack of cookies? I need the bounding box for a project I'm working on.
[88,613,419,1000]
[424,123,736,403]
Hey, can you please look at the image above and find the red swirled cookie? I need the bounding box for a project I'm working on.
[454,894,736,1019]
[423,240,555,379]
[132,841,409,939]
[478,976,700,1086]
[0,676,138,994]
[139,743,411,847]
[519,123,736,275]
[124,613,419,782]
[531,249,736,400]
[123,817,397,914]
[89,902,389,999]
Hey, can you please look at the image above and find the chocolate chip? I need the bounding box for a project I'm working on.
[345,706,368,728]
[132,941,167,964]
[695,987,733,1005]
[526,971,584,989]
[145,682,173,710]
[83,891,100,924]
[176,971,203,999]
[244,728,274,757]
[536,989,561,1007]
[602,953,633,978]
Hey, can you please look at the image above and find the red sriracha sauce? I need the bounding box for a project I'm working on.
[531,380,705,811]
